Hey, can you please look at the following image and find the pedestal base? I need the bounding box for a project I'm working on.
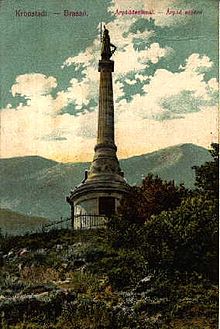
[67,178,130,229]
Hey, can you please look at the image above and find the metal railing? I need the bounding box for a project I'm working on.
[73,214,107,230]
[42,217,72,232]
[41,214,108,232]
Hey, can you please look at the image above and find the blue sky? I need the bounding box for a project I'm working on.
[0,0,218,161]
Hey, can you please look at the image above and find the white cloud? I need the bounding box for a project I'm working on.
[111,52,218,157]
[1,91,218,163]
[114,80,125,99]
[11,73,57,97]
[138,43,171,64]
[56,72,98,109]
[208,78,218,91]
[179,53,213,72]
[142,53,214,104]
[62,36,100,69]
[0,99,97,162]
[116,106,218,159]
[1,71,101,161]
[1,49,218,162]
[135,73,150,82]
[125,79,136,85]
[60,0,178,116]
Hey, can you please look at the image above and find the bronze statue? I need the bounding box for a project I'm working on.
[101,26,117,60]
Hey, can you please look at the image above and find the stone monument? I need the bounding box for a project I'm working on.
[67,26,130,229]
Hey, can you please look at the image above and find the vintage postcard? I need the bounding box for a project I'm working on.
[0,0,219,328]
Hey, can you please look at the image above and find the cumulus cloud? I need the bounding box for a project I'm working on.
[11,73,57,98]
[1,91,217,162]
[0,69,100,161]
[56,72,98,110]
[116,106,218,159]
[1,99,97,162]
[208,78,218,91]
[137,42,171,64]
[59,0,178,116]
[179,53,213,73]
[115,53,217,123]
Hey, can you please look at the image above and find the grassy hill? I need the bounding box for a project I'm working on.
[0,143,212,220]
[0,208,48,236]
[0,228,217,328]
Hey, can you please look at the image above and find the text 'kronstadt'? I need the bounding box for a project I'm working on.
[15,10,47,17]
[15,10,88,17]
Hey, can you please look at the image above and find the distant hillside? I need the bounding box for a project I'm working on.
[0,208,48,236]
[0,144,212,220]
[120,143,212,186]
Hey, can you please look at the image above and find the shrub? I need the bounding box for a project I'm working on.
[118,174,187,224]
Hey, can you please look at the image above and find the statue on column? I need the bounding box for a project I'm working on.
[101,26,117,60]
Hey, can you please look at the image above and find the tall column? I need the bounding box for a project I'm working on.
[97,60,115,146]
[67,27,130,225]
[87,59,124,181]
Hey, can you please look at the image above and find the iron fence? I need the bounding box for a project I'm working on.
[41,214,108,232]
[73,214,107,230]
[42,217,72,232]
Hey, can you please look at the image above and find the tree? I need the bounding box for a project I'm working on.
[193,143,219,198]
[119,174,187,224]
[141,195,218,280]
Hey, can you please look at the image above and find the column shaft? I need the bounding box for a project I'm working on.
[97,70,114,145]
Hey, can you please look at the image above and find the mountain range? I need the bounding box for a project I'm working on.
[0,143,212,221]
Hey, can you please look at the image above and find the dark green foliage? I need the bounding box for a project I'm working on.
[119,174,187,224]
[60,298,112,329]
[0,290,75,326]
[108,195,218,280]
[89,250,147,289]
[0,228,74,253]
[141,195,218,280]
[107,216,144,249]
[109,144,219,281]
[193,143,219,198]
[84,244,117,263]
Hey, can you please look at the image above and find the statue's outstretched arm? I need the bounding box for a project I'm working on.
[110,43,117,54]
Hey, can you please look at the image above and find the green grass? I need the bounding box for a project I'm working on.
[0,228,218,328]
[0,208,48,235]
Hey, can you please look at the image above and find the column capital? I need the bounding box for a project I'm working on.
[98,60,114,72]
